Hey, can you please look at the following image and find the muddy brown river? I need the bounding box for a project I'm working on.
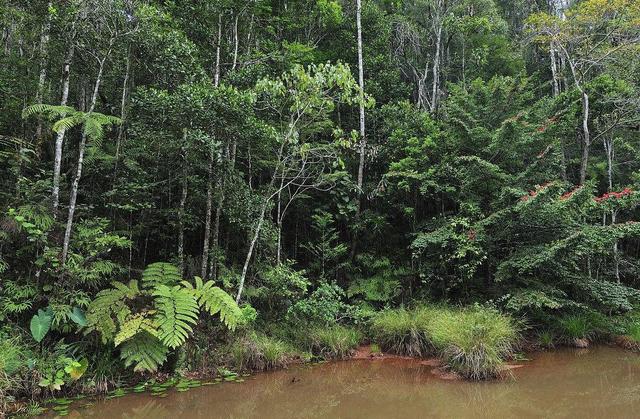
[49,346,640,418]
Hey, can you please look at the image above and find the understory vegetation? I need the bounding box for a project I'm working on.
[2,0,640,414]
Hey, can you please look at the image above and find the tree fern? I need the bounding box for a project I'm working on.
[153,285,199,348]
[22,103,74,120]
[142,262,182,288]
[114,313,158,346]
[187,277,243,331]
[119,331,168,372]
[85,280,139,343]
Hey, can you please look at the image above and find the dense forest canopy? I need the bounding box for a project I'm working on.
[1,0,640,409]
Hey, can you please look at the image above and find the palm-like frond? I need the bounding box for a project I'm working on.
[142,262,182,288]
[187,277,243,330]
[119,331,168,372]
[22,104,75,119]
[152,284,199,349]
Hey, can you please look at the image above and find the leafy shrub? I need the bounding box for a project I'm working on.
[229,333,306,371]
[247,262,310,319]
[429,307,519,380]
[86,262,243,372]
[287,282,360,325]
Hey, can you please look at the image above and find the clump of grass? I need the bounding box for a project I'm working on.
[559,314,593,341]
[305,325,362,360]
[229,333,306,371]
[429,307,518,380]
[370,307,433,357]
[369,343,382,355]
[537,330,555,349]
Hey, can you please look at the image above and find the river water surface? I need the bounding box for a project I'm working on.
[52,346,640,418]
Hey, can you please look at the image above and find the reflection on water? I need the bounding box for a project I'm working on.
[53,346,640,419]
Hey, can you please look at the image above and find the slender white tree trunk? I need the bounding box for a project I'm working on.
[178,130,188,276]
[201,16,223,279]
[35,1,52,139]
[351,0,366,259]
[201,148,214,279]
[232,12,239,71]
[52,43,75,217]
[604,137,620,282]
[355,0,366,196]
[113,46,131,179]
[214,13,222,86]
[578,90,590,185]
[430,5,443,114]
[61,58,105,264]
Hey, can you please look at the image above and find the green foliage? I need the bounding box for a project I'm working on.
[287,282,358,325]
[372,305,519,379]
[188,276,244,331]
[371,307,434,357]
[30,308,53,343]
[428,306,519,380]
[153,285,199,349]
[303,325,362,360]
[229,333,305,371]
[86,262,242,372]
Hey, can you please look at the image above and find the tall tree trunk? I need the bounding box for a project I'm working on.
[201,149,214,279]
[549,43,560,97]
[352,0,366,259]
[201,16,223,279]
[430,4,443,114]
[61,58,105,264]
[113,46,131,180]
[236,197,269,303]
[604,136,620,282]
[578,90,590,185]
[178,130,188,276]
[214,13,222,86]
[236,139,288,303]
[51,42,75,217]
[232,12,239,71]
[35,1,52,139]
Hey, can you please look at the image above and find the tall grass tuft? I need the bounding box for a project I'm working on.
[429,307,518,380]
[370,305,519,380]
[370,307,434,357]
[304,325,362,360]
[229,333,306,371]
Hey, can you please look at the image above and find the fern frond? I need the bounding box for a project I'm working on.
[83,117,104,140]
[114,313,158,346]
[191,277,243,331]
[119,331,168,372]
[22,104,74,119]
[86,280,139,343]
[153,285,199,348]
[52,115,83,133]
[142,262,182,288]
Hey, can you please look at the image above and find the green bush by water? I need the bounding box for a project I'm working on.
[370,307,434,357]
[303,325,362,360]
[371,305,519,379]
[229,333,307,371]
[429,307,519,380]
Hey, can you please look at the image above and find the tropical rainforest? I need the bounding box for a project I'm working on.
[1,0,640,415]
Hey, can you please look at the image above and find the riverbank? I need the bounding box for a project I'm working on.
[33,345,640,418]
